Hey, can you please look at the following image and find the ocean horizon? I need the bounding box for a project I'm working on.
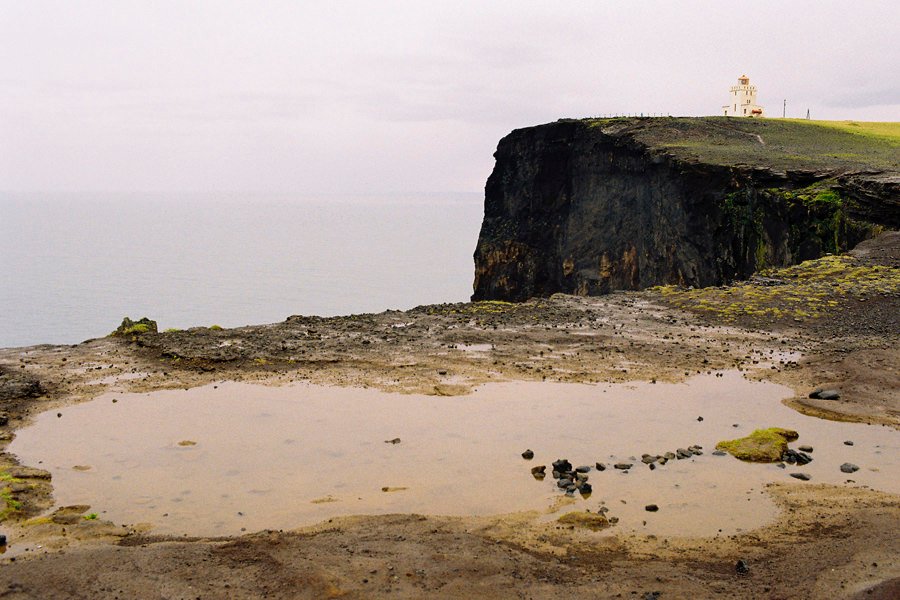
[0,192,484,348]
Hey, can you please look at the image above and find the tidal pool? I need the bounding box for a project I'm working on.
[10,372,899,538]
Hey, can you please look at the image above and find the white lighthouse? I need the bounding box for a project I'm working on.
[723,74,764,117]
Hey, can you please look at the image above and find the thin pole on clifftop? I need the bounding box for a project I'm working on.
[783,99,786,118]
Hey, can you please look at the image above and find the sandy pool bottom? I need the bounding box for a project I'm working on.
[10,372,899,538]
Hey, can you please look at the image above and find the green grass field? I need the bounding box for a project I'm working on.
[585,117,900,173]
[786,119,900,145]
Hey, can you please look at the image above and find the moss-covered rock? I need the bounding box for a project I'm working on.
[111,317,158,337]
[716,427,799,462]
[556,511,609,531]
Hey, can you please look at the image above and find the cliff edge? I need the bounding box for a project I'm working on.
[472,117,899,301]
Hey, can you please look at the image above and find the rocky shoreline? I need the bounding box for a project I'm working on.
[0,232,897,598]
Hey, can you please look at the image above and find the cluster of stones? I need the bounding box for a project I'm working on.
[547,459,594,497]
[777,445,814,480]
[637,445,704,470]
[523,444,704,498]
[526,436,860,496]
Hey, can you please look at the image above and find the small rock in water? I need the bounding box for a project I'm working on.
[844,440,854,446]
[645,504,659,512]
[614,463,633,470]
[595,462,606,471]
[776,462,786,469]
[790,473,811,481]
[648,463,656,471]
[697,416,704,422]
[809,388,841,400]
[385,438,401,444]
[521,449,534,460]
[840,463,859,474]
[0,534,6,546]
[552,459,572,473]
[676,448,691,460]
[575,465,591,473]
[782,448,812,465]
[641,455,657,464]
[735,559,750,575]
[578,482,592,495]
[531,465,546,479]
[798,445,813,453]
[712,450,727,456]
[663,452,676,460]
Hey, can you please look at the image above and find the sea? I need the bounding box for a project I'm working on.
[0,192,484,348]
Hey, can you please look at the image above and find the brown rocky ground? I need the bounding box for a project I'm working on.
[0,232,897,599]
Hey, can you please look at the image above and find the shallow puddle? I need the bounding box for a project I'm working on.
[10,373,899,538]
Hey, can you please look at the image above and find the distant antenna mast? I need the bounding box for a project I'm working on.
[806,108,810,120]
[783,99,786,118]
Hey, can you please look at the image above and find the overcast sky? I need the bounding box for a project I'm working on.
[1,1,897,195]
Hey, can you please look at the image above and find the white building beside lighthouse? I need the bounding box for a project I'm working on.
[723,74,764,117]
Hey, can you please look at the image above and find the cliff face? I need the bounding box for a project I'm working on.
[472,118,897,301]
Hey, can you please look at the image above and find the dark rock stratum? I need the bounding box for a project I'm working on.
[472,117,897,301]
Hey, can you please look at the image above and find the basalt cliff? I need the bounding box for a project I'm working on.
[472,117,899,301]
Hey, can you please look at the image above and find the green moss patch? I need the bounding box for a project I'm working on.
[110,317,158,337]
[655,254,900,325]
[428,300,524,317]
[0,470,24,521]
[716,428,799,462]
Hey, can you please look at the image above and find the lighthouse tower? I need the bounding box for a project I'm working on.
[723,75,764,117]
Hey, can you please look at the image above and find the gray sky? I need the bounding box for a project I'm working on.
[2,1,897,194]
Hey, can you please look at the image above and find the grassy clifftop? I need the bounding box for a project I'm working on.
[585,117,900,174]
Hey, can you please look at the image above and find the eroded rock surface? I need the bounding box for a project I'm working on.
[473,118,896,301]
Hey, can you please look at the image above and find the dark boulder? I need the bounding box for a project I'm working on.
[552,459,572,473]
[809,388,841,400]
